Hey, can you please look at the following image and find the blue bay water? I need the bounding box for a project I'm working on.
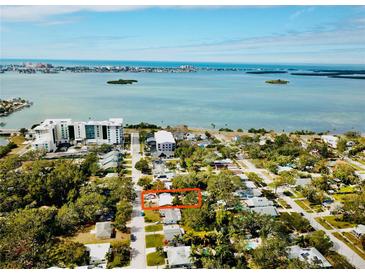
[0,60,365,132]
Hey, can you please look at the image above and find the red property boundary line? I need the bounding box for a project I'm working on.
[141,188,202,210]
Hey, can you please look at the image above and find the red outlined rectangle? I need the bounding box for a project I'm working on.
[141,188,202,210]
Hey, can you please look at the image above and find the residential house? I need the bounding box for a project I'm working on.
[155,130,176,157]
[99,150,121,170]
[95,222,113,239]
[161,209,181,224]
[163,224,183,242]
[85,243,111,266]
[251,206,278,217]
[321,135,338,149]
[288,245,332,268]
[353,224,365,238]
[159,193,173,207]
[245,197,273,208]
[295,178,312,187]
[166,246,192,268]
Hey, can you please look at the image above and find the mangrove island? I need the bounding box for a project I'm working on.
[107,79,138,85]
[265,79,289,84]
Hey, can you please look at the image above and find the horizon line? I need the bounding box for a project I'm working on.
[1,57,365,67]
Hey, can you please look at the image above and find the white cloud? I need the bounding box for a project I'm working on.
[289,7,315,20]
[0,5,149,22]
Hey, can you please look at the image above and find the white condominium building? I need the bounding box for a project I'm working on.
[154,130,176,157]
[32,118,123,152]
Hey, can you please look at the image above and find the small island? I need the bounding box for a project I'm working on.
[0,98,33,117]
[107,79,138,85]
[265,79,289,84]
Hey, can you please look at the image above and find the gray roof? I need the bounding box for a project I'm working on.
[288,245,332,268]
[161,209,181,224]
[166,246,192,267]
[95,222,112,239]
[251,206,278,217]
[163,225,183,241]
[295,178,311,187]
[246,197,273,207]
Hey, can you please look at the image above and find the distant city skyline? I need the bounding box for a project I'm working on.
[1,5,365,64]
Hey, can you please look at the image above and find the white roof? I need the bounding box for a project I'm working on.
[155,130,175,144]
[85,243,110,262]
[95,222,112,238]
[163,225,183,241]
[251,206,278,216]
[278,166,293,173]
[238,174,249,181]
[105,173,118,178]
[288,245,331,268]
[245,181,257,189]
[246,197,273,207]
[166,246,192,266]
[159,193,173,206]
[354,224,365,235]
[161,209,181,223]
[295,178,311,187]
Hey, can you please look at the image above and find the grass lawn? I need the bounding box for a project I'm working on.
[338,186,356,193]
[8,135,26,155]
[332,193,356,203]
[315,217,333,230]
[293,190,304,198]
[145,234,164,248]
[144,210,161,223]
[147,251,165,266]
[323,216,356,229]
[333,232,365,260]
[343,232,365,252]
[357,159,365,166]
[325,251,354,269]
[277,198,291,209]
[295,199,313,213]
[67,225,129,244]
[145,224,163,232]
[348,162,363,171]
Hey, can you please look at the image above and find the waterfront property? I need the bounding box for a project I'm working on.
[32,118,124,152]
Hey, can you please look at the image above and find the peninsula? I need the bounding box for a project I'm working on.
[107,79,138,85]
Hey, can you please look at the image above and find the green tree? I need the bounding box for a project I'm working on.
[56,202,80,234]
[114,200,133,232]
[135,158,150,174]
[305,230,333,255]
[333,162,359,185]
[0,207,57,268]
[251,236,289,269]
[137,176,153,190]
[47,240,89,268]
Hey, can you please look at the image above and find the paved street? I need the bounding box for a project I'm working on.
[129,132,147,269]
[345,157,365,170]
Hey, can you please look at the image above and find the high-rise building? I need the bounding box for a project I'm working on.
[32,118,123,152]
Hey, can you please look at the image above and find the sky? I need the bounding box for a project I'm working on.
[1,5,365,64]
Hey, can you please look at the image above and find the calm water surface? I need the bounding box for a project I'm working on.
[1,68,364,132]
